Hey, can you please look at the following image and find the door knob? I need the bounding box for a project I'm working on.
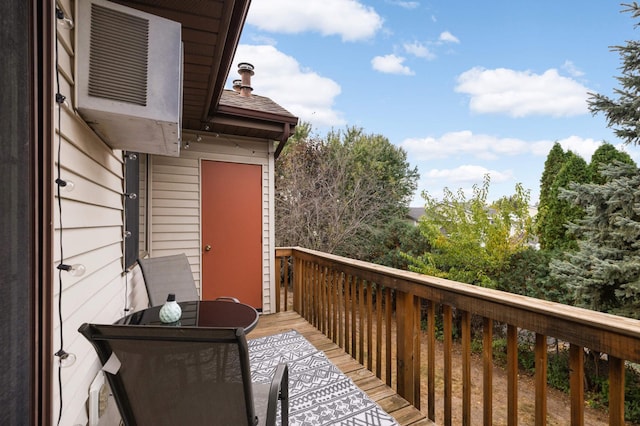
[204,244,212,251]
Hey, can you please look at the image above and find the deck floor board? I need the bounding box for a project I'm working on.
[250,311,434,426]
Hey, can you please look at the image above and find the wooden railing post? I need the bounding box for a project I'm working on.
[569,344,584,426]
[396,291,418,406]
[609,356,625,426]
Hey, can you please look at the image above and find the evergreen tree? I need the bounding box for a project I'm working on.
[539,142,568,208]
[588,3,640,146]
[538,152,589,251]
[550,162,640,318]
[496,248,569,304]
[536,142,569,249]
[588,142,636,184]
[552,3,640,318]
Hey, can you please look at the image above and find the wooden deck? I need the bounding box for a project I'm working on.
[250,311,434,426]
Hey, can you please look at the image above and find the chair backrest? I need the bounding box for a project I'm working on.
[138,254,200,306]
[79,324,258,426]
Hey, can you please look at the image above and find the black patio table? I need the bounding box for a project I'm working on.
[115,299,259,333]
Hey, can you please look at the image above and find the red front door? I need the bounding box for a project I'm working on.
[201,160,262,309]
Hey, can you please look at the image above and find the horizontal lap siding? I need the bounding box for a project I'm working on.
[53,2,136,423]
[150,156,202,293]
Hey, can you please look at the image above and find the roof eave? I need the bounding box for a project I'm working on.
[204,0,252,123]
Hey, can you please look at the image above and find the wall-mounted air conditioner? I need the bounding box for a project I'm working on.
[77,0,182,156]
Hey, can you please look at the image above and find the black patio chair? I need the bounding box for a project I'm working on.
[137,253,200,306]
[79,323,289,426]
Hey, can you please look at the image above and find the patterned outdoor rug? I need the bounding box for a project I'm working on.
[249,330,399,426]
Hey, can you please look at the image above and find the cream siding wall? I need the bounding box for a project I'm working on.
[148,155,202,291]
[53,1,146,424]
[150,135,275,312]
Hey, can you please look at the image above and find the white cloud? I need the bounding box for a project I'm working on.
[231,45,345,128]
[426,165,513,184]
[455,67,591,117]
[439,31,460,44]
[371,54,415,75]
[417,165,515,204]
[562,60,585,78]
[403,41,435,59]
[557,135,603,160]
[531,136,619,161]
[400,130,537,161]
[246,0,383,42]
[400,131,610,163]
[247,34,278,46]
[387,0,420,9]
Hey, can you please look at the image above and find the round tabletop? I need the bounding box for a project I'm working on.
[115,299,259,333]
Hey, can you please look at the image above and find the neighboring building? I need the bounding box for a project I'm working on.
[3,0,297,424]
[406,207,425,226]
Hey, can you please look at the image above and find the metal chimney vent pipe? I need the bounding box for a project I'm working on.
[237,62,254,97]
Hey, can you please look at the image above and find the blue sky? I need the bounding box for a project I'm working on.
[229,0,640,206]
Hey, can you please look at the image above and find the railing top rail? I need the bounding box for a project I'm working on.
[276,246,640,362]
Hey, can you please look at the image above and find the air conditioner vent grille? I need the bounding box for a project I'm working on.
[88,4,149,106]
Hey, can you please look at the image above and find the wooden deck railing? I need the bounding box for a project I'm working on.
[275,247,640,426]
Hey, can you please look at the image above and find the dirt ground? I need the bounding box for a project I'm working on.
[426,337,613,425]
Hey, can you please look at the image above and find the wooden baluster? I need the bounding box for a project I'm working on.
[308,262,312,322]
[376,284,383,379]
[284,256,289,311]
[443,305,453,426]
[359,279,365,365]
[535,333,547,426]
[385,287,393,387]
[331,271,340,346]
[309,262,315,326]
[427,301,436,421]
[462,310,471,426]
[483,317,493,426]
[320,266,327,334]
[569,344,584,426]
[336,272,343,347]
[413,295,421,410]
[367,282,373,371]
[317,264,322,330]
[351,276,357,360]
[328,268,333,339]
[293,257,301,315]
[507,324,518,426]
[344,275,351,354]
[275,256,281,313]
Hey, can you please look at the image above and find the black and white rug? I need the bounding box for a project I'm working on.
[249,330,399,426]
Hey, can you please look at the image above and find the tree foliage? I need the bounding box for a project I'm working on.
[275,124,419,260]
[548,3,640,319]
[496,248,570,304]
[589,142,635,184]
[550,163,640,318]
[588,3,640,146]
[537,151,589,251]
[407,175,532,288]
[539,142,569,210]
